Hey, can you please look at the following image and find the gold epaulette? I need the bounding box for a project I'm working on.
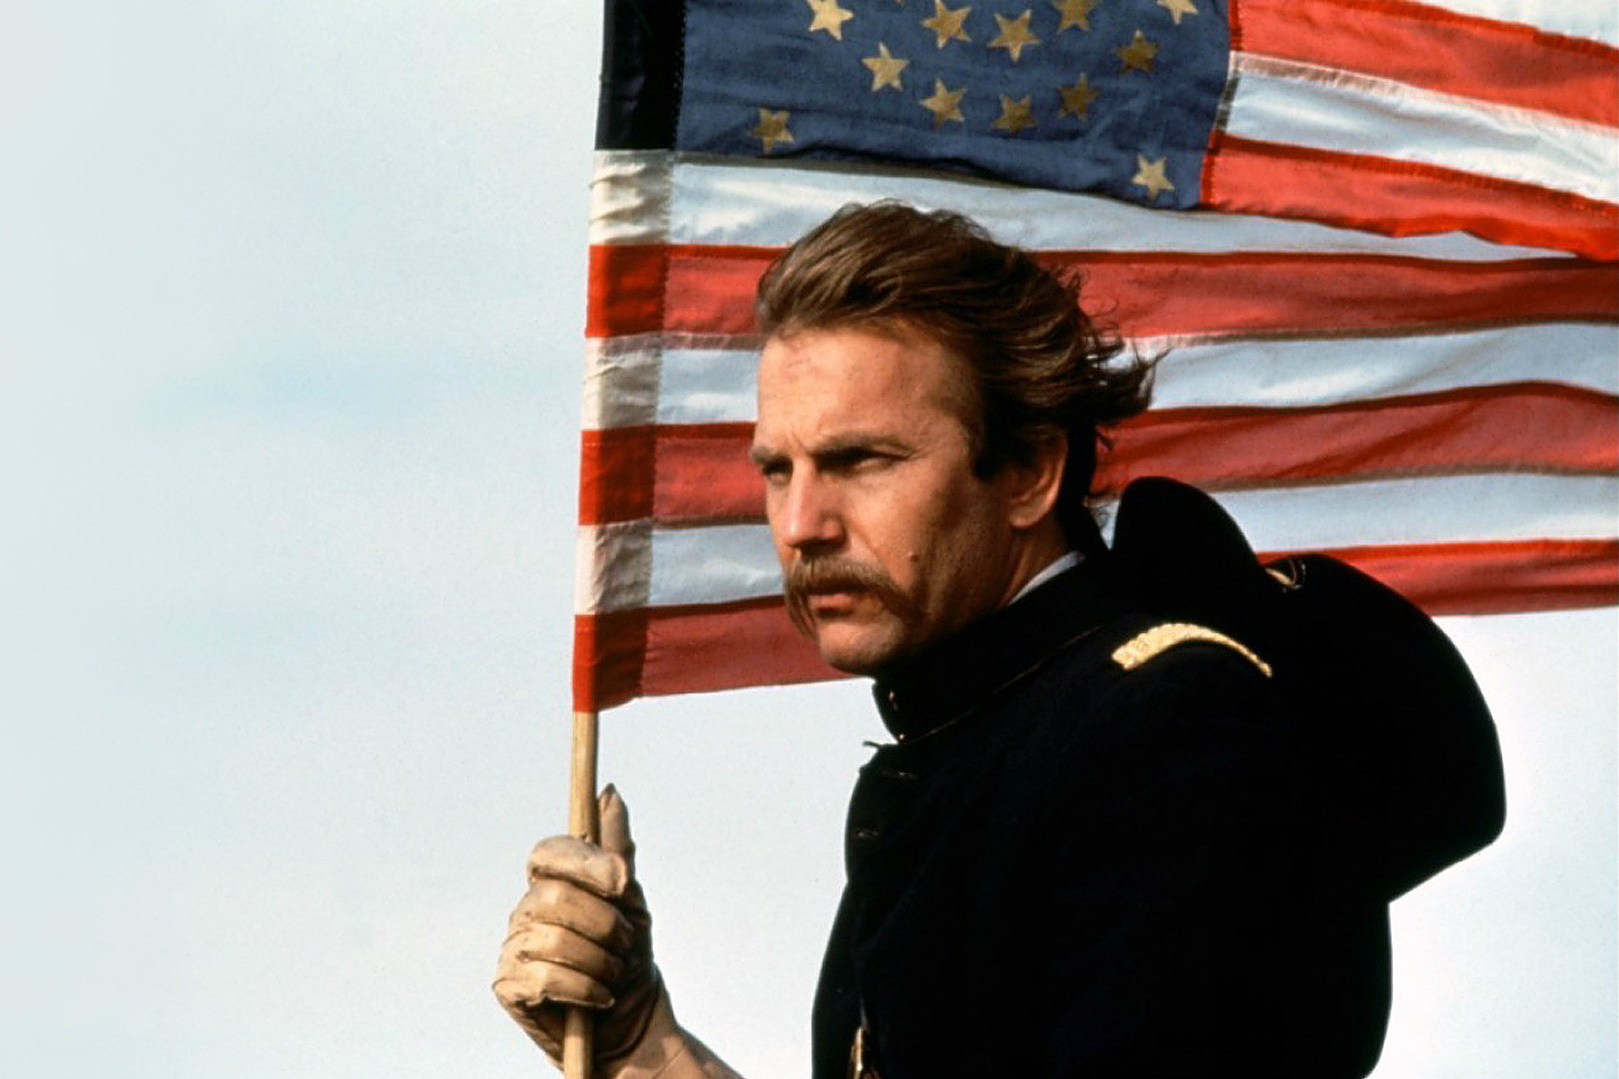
[1111,622,1272,678]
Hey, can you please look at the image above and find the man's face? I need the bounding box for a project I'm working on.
[751,325,1029,674]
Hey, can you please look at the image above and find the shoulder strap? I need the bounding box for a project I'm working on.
[1111,621,1273,678]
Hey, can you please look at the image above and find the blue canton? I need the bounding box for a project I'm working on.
[676,0,1231,208]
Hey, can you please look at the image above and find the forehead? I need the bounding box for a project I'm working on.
[755,325,972,431]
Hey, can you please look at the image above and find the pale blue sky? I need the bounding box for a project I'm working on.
[1,3,1613,1077]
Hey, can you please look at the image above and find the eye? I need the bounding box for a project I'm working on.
[823,447,892,475]
[753,454,790,485]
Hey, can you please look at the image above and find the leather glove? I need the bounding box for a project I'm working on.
[493,786,664,1071]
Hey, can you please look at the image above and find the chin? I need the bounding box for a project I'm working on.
[810,622,906,675]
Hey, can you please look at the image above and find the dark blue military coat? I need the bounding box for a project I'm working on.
[811,553,1393,1078]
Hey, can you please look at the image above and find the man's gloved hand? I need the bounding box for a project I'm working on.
[493,785,664,1070]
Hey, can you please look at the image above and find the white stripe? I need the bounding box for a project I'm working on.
[590,151,671,245]
[641,525,769,606]
[594,475,1619,609]
[648,525,783,608]
[1227,54,1619,205]
[1181,474,1618,552]
[1143,325,1619,409]
[591,150,1568,259]
[656,347,757,424]
[583,337,662,429]
[584,325,1619,428]
[576,521,653,614]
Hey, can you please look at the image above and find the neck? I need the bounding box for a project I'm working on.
[1010,515,1075,583]
[996,523,1074,609]
[1012,550,1082,604]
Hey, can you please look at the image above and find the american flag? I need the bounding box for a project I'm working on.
[574,0,1618,712]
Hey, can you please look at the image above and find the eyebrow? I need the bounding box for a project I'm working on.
[749,432,914,468]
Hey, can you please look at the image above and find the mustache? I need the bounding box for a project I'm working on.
[784,557,923,632]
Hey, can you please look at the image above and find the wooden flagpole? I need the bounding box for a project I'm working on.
[563,709,600,1079]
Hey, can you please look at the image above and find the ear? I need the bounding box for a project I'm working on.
[999,433,1067,532]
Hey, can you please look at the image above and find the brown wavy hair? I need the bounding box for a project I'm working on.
[755,201,1153,553]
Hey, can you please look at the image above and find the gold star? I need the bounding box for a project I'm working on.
[806,0,854,40]
[862,42,910,92]
[921,1,972,48]
[1157,0,1198,24]
[751,108,795,154]
[1058,73,1097,119]
[1132,154,1175,198]
[919,78,967,127]
[1052,0,1101,32]
[1115,30,1158,73]
[993,94,1036,134]
[989,10,1041,62]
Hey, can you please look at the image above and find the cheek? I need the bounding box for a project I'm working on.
[890,488,995,589]
[934,490,1013,579]
[853,462,998,586]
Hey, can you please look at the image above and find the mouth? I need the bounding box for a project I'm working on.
[788,582,868,633]
[800,587,868,615]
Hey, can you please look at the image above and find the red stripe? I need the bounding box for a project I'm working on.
[587,244,667,337]
[1098,384,1619,492]
[1293,538,1619,616]
[653,422,761,523]
[577,598,840,711]
[1203,135,1619,261]
[572,539,1617,707]
[1234,0,1619,127]
[576,387,1619,526]
[580,423,755,526]
[580,427,654,524]
[660,246,775,336]
[589,243,1619,340]
[1065,253,1617,339]
[573,607,650,713]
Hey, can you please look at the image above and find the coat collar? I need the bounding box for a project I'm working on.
[870,554,1130,743]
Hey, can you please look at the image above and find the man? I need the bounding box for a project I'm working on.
[494,203,1498,1077]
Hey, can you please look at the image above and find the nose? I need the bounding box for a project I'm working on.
[771,471,844,554]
